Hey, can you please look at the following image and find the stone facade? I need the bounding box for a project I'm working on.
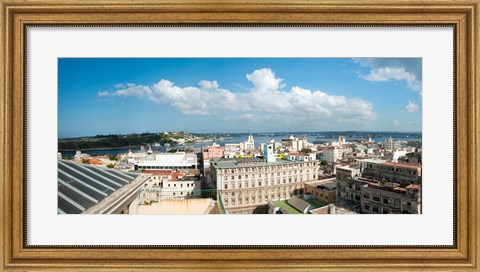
[211,158,318,214]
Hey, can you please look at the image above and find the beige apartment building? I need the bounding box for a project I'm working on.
[336,161,422,214]
[210,158,318,214]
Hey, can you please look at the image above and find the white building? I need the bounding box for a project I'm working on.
[74,150,90,161]
[323,146,340,163]
[225,143,241,153]
[240,135,255,151]
[287,152,316,162]
[211,157,318,214]
[384,137,403,151]
[134,152,197,170]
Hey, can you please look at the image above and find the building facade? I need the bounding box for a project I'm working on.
[210,158,318,214]
[134,152,197,170]
[336,161,422,214]
[357,159,422,185]
[202,144,224,169]
[304,180,337,204]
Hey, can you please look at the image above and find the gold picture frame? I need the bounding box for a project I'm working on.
[1,0,479,271]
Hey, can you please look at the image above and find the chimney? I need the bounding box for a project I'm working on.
[328,204,335,214]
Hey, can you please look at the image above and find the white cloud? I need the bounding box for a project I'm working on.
[354,58,422,92]
[246,68,285,92]
[97,91,111,97]
[393,120,401,127]
[100,68,377,124]
[405,101,419,113]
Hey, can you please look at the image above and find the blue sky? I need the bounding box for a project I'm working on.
[58,58,422,138]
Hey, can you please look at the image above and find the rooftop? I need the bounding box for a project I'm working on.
[57,159,141,214]
[211,157,311,169]
[273,200,302,214]
[135,198,217,214]
[382,161,422,170]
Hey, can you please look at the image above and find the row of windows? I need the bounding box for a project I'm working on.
[223,173,310,182]
[363,193,401,207]
[363,204,391,214]
[222,169,308,180]
[166,182,195,188]
[137,165,195,170]
[223,185,299,198]
[222,175,311,189]
[217,163,316,174]
[224,192,291,206]
[364,164,418,175]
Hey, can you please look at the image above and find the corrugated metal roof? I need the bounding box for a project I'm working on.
[57,160,139,214]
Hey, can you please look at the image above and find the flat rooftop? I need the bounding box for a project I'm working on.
[136,198,216,214]
[211,157,310,169]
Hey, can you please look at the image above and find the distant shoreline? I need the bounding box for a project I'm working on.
[58,146,140,152]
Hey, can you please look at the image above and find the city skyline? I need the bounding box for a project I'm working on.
[59,58,422,138]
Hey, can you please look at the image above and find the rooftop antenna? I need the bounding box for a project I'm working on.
[360,115,363,141]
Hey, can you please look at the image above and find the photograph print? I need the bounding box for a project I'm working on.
[57,58,422,215]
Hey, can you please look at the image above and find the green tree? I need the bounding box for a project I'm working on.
[109,155,118,161]
[320,160,328,166]
[167,148,178,153]
[106,163,115,168]
[300,148,312,154]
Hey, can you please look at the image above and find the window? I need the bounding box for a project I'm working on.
[225,199,228,206]
[232,198,235,205]
[224,184,228,189]
[364,204,370,211]
[372,206,380,213]
[373,195,380,202]
[238,182,242,188]
[394,198,400,207]
[383,208,390,214]
[258,180,262,186]
[383,197,390,205]
[245,181,248,188]
[238,175,241,179]
[363,193,370,199]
